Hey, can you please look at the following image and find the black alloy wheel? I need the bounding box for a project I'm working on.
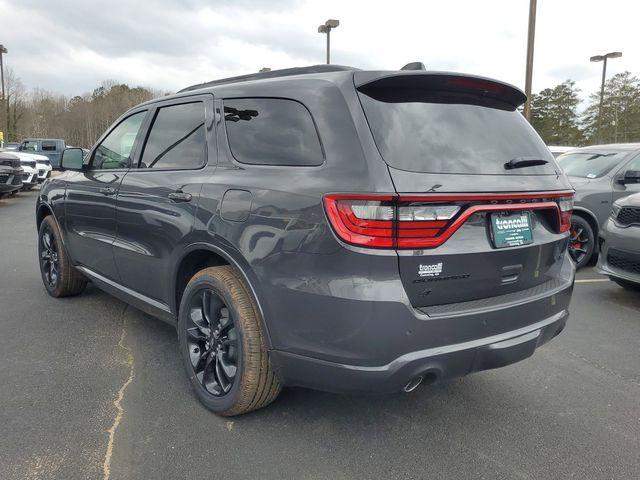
[186,288,239,396]
[37,215,87,297]
[40,223,59,288]
[568,216,594,268]
[178,265,281,416]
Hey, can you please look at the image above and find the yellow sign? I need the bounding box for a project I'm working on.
[0,131,4,141]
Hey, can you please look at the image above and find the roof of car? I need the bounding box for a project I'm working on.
[133,64,527,111]
[21,138,64,142]
[567,143,640,153]
[179,64,358,92]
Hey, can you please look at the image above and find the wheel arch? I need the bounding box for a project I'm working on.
[36,202,55,230]
[572,207,600,240]
[171,242,273,349]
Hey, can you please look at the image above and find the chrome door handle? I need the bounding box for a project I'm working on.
[99,187,117,195]
[168,191,192,203]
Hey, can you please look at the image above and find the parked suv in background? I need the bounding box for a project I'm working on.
[13,151,52,186]
[36,65,575,416]
[0,152,23,198]
[19,138,66,168]
[556,144,640,268]
[596,192,640,290]
[13,153,40,191]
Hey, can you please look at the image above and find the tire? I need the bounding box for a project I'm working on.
[178,265,281,416]
[22,184,34,191]
[612,278,640,291]
[568,215,595,269]
[38,215,87,297]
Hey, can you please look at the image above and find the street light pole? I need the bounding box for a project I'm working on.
[326,28,330,64]
[590,51,622,143]
[0,44,7,100]
[318,19,339,65]
[523,0,537,121]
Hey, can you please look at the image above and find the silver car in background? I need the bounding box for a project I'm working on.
[596,192,640,290]
[556,144,640,268]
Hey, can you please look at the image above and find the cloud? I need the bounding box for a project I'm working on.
[1,0,638,101]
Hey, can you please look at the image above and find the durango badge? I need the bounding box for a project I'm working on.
[418,262,443,277]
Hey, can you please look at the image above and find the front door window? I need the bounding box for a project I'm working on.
[92,111,146,170]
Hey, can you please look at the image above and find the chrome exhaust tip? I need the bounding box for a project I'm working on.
[403,375,424,393]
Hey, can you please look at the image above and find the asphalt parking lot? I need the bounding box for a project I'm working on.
[1,189,639,480]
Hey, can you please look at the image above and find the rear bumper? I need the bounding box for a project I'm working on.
[272,309,568,394]
[270,254,574,394]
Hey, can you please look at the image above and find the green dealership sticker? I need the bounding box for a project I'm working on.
[491,211,533,248]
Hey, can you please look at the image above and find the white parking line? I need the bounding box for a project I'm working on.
[575,278,609,283]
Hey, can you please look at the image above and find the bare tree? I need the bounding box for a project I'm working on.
[3,70,160,147]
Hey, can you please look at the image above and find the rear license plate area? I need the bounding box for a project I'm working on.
[490,211,533,248]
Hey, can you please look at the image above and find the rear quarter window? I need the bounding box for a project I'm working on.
[223,98,324,166]
[41,141,57,151]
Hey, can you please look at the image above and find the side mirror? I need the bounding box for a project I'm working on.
[620,170,640,185]
[60,148,85,171]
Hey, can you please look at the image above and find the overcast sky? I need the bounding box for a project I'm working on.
[2,0,638,104]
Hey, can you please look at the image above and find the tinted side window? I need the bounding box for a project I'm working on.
[139,102,206,170]
[41,141,56,151]
[223,98,323,166]
[93,111,146,170]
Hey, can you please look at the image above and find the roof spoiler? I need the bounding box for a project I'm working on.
[355,72,527,109]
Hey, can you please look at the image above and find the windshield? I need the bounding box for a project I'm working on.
[556,151,629,178]
[358,90,557,175]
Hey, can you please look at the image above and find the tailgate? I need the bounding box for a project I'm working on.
[355,71,574,307]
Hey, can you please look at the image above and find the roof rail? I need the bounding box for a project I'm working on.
[179,64,359,92]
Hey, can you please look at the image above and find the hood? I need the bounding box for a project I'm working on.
[614,191,640,208]
[566,176,592,189]
[0,152,21,168]
[13,151,49,161]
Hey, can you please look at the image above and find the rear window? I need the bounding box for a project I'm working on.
[223,98,323,166]
[556,151,629,178]
[358,88,556,175]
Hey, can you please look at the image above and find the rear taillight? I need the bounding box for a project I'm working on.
[324,191,575,249]
[395,202,460,248]
[324,194,396,248]
[557,195,574,233]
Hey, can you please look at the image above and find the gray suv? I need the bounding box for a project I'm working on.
[596,192,640,290]
[36,65,575,415]
[557,144,640,268]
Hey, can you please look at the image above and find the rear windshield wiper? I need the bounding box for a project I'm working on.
[504,157,549,170]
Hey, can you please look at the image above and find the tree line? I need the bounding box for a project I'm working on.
[530,71,640,146]
[2,67,640,148]
[1,67,159,148]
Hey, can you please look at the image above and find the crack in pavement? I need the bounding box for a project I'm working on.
[102,306,134,480]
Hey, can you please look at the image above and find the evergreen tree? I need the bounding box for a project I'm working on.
[530,80,584,146]
[582,71,640,144]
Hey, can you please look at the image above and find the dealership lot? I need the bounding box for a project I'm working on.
[1,189,639,480]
